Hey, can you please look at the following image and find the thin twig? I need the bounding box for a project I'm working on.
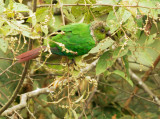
[0,57,60,65]
[33,0,37,12]
[78,75,100,119]
[37,4,160,9]
[58,0,65,25]
[0,62,17,76]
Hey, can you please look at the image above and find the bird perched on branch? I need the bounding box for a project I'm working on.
[16,21,110,62]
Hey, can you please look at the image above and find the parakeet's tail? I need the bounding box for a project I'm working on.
[16,46,46,63]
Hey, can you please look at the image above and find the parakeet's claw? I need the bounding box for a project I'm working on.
[68,59,77,66]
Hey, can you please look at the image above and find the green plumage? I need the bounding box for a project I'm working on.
[48,21,109,56]
[16,21,109,62]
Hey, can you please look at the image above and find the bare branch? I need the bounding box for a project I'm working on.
[125,55,160,108]
[37,4,160,9]
[129,69,160,106]
[1,87,49,116]
[58,0,65,25]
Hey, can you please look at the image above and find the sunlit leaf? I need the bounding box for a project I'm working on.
[89,37,114,54]
[113,46,128,58]
[146,33,157,45]
[138,0,159,19]
[36,7,50,23]
[0,38,8,53]
[107,7,131,33]
[12,3,30,12]
[41,25,48,35]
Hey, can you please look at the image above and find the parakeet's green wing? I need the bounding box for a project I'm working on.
[49,23,96,56]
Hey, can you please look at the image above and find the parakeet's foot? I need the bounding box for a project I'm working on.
[69,59,77,66]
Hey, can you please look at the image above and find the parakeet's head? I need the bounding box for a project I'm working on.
[90,21,110,42]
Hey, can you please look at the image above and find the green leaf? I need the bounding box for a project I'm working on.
[135,16,143,38]
[97,0,118,4]
[122,55,133,86]
[113,70,133,86]
[89,37,114,54]
[31,12,37,27]
[134,49,153,67]
[41,25,48,35]
[113,46,128,58]
[6,20,40,39]
[121,9,131,23]
[0,1,5,13]
[138,0,158,19]
[106,11,119,33]
[12,3,30,12]
[103,70,111,77]
[113,70,126,78]
[36,7,49,23]
[146,33,157,45]
[96,51,115,75]
[62,0,79,4]
[0,38,8,53]
[107,7,131,33]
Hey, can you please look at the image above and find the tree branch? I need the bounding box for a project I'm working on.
[58,0,65,25]
[124,55,160,108]
[0,40,32,115]
[129,69,160,105]
[1,87,50,116]
[37,4,159,9]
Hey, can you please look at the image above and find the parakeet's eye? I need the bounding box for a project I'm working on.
[100,28,105,33]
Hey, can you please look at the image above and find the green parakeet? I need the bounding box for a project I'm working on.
[16,21,110,62]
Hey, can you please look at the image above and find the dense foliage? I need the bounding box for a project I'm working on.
[0,0,159,118]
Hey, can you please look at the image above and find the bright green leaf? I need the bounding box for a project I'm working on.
[0,2,5,13]
[36,7,49,23]
[97,0,118,4]
[121,9,131,23]
[122,55,133,86]
[113,46,128,58]
[138,0,158,19]
[41,25,48,36]
[106,11,119,33]
[96,51,115,75]
[134,49,153,67]
[107,7,131,33]
[12,3,30,12]
[146,33,157,45]
[0,38,8,53]
[89,37,114,54]
[113,70,126,78]
[113,70,133,86]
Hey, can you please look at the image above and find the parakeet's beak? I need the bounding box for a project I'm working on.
[106,31,112,37]
[106,31,115,41]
